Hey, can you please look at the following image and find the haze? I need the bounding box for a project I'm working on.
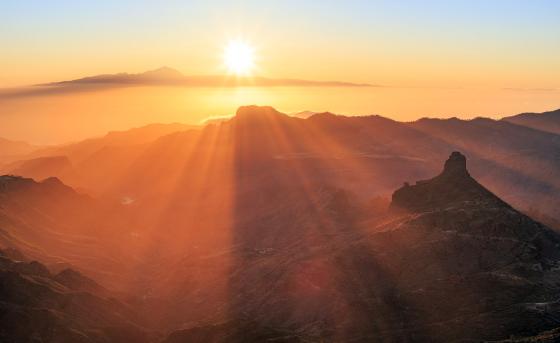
[4,2,560,342]
[1,1,560,143]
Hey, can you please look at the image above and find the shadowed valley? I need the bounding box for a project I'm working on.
[1,106,560,341]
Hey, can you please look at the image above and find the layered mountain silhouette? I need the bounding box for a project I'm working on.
[46,67,374,88]
[5,106,560,226]
[1,122,199,193]
[0,67,374,99]
[2,105,560,342]
[0,137,38,165]
[502,108,560,134]
[157,151,560,342]
[0,175,140,290]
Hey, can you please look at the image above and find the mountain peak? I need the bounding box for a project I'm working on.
[234,106,289,123]
[442,151,469,177]
[391,152,507,212]
[308,111,338,121]
[140,66,183,79]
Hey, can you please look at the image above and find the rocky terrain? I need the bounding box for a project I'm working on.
[0,248,149,342]
[3,106,560,226]
[159,152,560,342]
[1,106,560,342]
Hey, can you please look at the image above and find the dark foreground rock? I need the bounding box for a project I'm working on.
[0,250,150,343]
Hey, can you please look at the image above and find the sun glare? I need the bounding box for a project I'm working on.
[223,39,255,75]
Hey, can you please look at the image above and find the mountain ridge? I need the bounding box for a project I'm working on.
[3,134,560,341]
[157,151,560,342]
[502,108,560,134]
[44,67,375,87]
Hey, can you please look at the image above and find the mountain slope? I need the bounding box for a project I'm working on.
[0,249,149,343]
[158,151,560,342]
[502,108,560,134]
[1,123,199,195]
[0,137,39,165]
[409,116,560,225]
[0,175,139,291]
[4,155,72,182]
[391,151,509,211]
[112,106,560,228]
[366,152,560,341]
[7,106,560,227]
[2,112,560,341]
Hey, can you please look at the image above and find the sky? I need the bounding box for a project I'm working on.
[1,1,560,144]
[2,0,559,89]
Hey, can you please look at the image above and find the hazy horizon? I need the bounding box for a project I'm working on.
[2,1,560,144]
[1,87,558,145]
[2,1,559,88]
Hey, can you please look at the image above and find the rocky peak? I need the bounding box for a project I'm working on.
[391,152,507,212]
[442,151,468,177]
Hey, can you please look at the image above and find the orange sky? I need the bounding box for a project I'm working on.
[2,2,560,89]
[1,1,559,144]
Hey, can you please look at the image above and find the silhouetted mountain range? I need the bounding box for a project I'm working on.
[0,137,38,165]
[0,175,138,289]
[0,67,375,99]
[5,106,560,224]
[2,106,560,342]
[502,108,560,134]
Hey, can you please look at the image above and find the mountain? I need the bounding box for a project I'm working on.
[377,152,560,341]
[6,105,560,225]
[0,137,39,165]
[51,66,187,86]
[162,320,301,343]
[0,175,140,290]
[391,151,508,212]
[97,106,560,340]
[25,122,198,163]
[290,110,318,119]
[158,151,560,342]
[408,116,560,226]
[0,68,376,99]
[0,248,149,343]
[2,102,560,341]
[134,66,185,80]
[502,108,560,134]
[4,155,72,182]
[1,122,199,195]
[46,67,375,88]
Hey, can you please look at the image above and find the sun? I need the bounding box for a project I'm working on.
[223,39,255,75]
